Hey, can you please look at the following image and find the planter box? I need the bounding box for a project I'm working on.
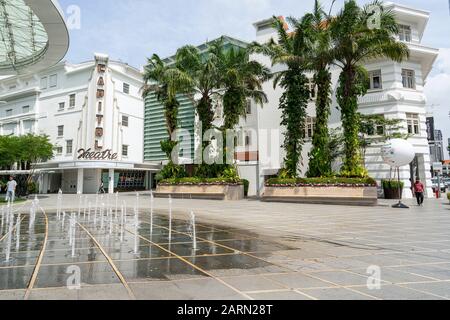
[383,187,403,200]
[156,184,244,201]
[262,186,378,206]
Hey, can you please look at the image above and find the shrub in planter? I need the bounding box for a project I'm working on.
[242,179,249,197]
[382,180,404,200]
[155,162,187,181]
[266,176,377,187]
[159,177,243,186]
[447,192,450,203]
[27,181,39,195]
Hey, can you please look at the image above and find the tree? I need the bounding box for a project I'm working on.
[0,134,53,171]
[303,0,334,178]
[0,134,54,195]
[0,135,20,169]
[330,0,409,177]
[210,37,270,131]
[142,54,192,179]
[20,134,54,179]
[251,18,310,178]
[175,45,220,133]
[142,54,192,141]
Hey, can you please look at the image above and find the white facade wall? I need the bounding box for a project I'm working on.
[0,54,148,194]
[240,4,438,198]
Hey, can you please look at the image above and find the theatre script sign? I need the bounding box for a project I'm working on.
[77,148,118,160]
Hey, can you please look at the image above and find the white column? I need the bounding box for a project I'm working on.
[77,168,84,194]
[108,169,115,194]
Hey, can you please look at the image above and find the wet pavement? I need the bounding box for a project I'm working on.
[1,194,450,300]
[0,200,298,300]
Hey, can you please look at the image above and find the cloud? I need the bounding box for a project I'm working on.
[425,48,450,159]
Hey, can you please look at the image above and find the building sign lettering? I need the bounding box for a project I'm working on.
[77,148,118,160]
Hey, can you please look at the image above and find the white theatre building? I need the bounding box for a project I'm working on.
[238,3,438,198]
[0,54,158,194]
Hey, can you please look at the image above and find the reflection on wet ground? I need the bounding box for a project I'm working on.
[0,208,296,299]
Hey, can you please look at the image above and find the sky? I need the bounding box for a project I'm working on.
[58,0,450,159]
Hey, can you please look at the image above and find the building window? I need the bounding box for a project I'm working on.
[49,74,57,88]
[246,100,252,115]
[122,115,129,127]
[376,122,385,136]
[245,135,251,147]
[57,125,64,137]
[22,106,30,114]
[56,146,63,155]
[308,79,316,100]
[66,140,73,154]
[122,145,129,157]
[367,116,385,136]
[398,24,412,42]
[5,109,12,117]
[123,83,130,94]
[69,94,76,108]
[40,77,47,89]
[305,117,316,139]
[98,102,102,113]
[58,102,65,111]
[369,70,382,90]
[402,69,415,89]
[97,89,105,98]
[406,113,420,135]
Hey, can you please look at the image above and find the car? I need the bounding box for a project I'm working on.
[443,178,450,188]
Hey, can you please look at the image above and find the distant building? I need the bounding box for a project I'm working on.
[429,126,445,163]
[443,160,450,177]
[448,138,450,158]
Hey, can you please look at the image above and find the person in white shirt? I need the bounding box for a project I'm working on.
[5,176,17,202]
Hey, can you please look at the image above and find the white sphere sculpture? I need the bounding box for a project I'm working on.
[381,139,415,167]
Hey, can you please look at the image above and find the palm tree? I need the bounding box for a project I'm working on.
[330,0,409,176]
[142,54,192,141]
[175,45,220,133]
[210,38,270,131]
[303,0,335,178]
[251,18,311,178]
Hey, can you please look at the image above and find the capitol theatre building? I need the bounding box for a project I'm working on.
[0,53,159,194]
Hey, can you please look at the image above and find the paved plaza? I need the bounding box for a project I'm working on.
[1,193,450,300]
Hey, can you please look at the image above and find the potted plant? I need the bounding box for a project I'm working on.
[242,179,249,197]
[447,192,450,204]
[382,180,404,199]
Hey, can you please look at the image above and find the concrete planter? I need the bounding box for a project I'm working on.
[156,184,244,201]
[262,185,378,206]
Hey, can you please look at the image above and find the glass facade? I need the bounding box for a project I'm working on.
[0,0,49,73]
[102,170,146,191]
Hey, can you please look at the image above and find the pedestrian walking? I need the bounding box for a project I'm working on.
[98,180,106,194]
[413,178,425,206]
[5,176,17,202]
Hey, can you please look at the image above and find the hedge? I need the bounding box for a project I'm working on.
[159,177,243,186]
[381,180,404,189]
[265,177,377,187]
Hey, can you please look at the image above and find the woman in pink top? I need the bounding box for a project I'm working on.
[413,179,425,206]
